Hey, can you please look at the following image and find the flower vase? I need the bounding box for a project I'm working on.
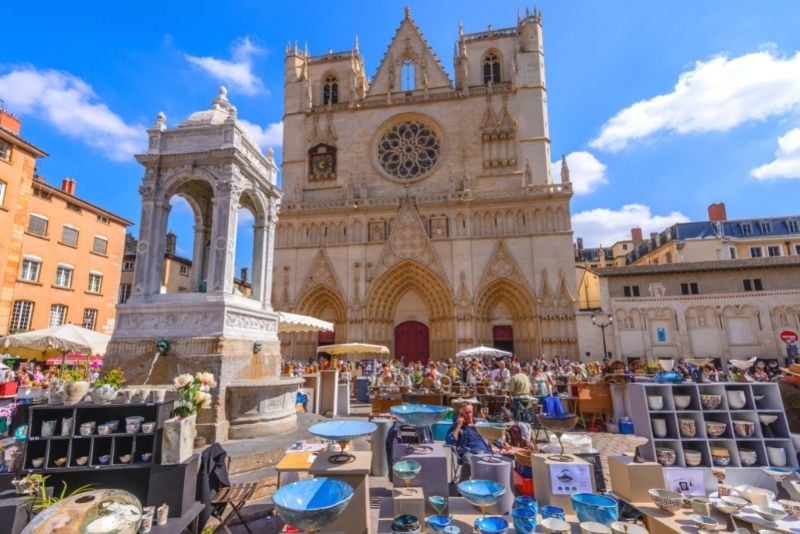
[64,380,90,405]
[93,384,119,403]
[48,379,66,404]
[162,414,196,464]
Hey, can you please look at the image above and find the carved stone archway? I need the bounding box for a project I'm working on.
[474,278,538,358]
[365,260,454,359]
[291,285,349,360]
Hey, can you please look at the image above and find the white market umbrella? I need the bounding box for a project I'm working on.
[277,311,334,334]
[455,345,512,359]
[0,324,110,359]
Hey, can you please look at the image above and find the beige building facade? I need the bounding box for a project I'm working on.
[593,257,800,363]
[274,9,578,362]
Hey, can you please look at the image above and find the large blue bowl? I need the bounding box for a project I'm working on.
[571,493,618,525]
[273,478,353,531]
[511,508,536,534]
[426,514,452,532]
[474,516,509,534]
[391,404,450,427]
[308,420,377,442]
[457,480,505,510]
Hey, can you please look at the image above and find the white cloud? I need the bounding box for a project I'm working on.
[590,51,800,151]
[572,204,690,248]
[185,37,265,96]
[239,119,283,152]
[0,67,145,161]
[751,127,800,180]
[552,151,608,195]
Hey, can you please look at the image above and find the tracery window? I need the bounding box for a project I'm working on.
[483,51,501,84]
[401,59,415,91]
[323,74,338,105]
[377,121,440,180]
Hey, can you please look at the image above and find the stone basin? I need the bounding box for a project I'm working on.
[225,377,304,439]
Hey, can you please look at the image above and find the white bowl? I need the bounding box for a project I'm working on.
[674,395,691,409]
[726,390,747,409]
[759,414,779,425]
[683,450,702,466]
[647,395,664,410]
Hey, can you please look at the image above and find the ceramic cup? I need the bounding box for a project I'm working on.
[692,497,711,516]
[647,396,664,411]
[767,446,787,467]
[652,418,668,438]
[749,489,772,506]
[679,418,697,438]
[152,389,167,403]
[726,390,747,409]
[140,506,155,533]
[541,505,566,521]
[41,420,57,438]
[718,484,733,497]
[61,417,73,436]
[126,422,141,434]
[79,422,96,436]
[123,389,135,403]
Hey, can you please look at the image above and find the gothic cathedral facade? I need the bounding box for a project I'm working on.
[274,8,578,361]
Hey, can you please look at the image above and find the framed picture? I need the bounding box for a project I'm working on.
[663,469,705,497]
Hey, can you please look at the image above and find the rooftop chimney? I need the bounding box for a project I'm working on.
[708,202,727,222]
[631,227,643,242]
[576,237,584,250]
[165,230,177,256]
[0,108,21,135]
[60,177,76,195]
[240,267,249,283]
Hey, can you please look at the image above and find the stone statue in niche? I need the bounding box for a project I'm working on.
[648,283,666,298]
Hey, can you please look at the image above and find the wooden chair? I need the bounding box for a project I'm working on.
[211,458,259,534]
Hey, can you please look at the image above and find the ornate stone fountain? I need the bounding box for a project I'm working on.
[105,88,303,442]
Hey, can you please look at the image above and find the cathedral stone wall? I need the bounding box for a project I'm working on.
[275,9,578,361]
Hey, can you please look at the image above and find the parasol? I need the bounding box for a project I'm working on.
[316,343,390,358]
[0,324,110,359]
[455,346,512,359]
[277,311,334,334]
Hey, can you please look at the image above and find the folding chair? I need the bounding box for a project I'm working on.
[211,481,258,534]
[444,443,463,486]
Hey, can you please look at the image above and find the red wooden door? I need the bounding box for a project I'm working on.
[492,325,514,354]
[318,330,335,346]
[395,321,430,364]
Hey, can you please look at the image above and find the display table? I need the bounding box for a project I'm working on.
[371,396,402,415]
[402,392,446,406]
[468,453,515,514]
[391,441,449,513]
[375,497,582,533]
[531,453,596,513]
[310,451,372,534]
[275,451,317,489]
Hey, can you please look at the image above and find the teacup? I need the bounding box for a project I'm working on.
[126,422,141,434]
[767,446,787,467]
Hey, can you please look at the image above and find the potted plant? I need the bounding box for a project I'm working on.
[61,361,91,405]
[162,372,215,464]
[93,368,125,403]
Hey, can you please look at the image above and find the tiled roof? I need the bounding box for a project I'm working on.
[596,255,800,277]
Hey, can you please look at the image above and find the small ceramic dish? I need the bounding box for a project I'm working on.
[104,420,120,432]
[688,514,718,531]
[140,452,152,462]
[118,454,132,464]
[778,499,800,520]
[97,424,112,435]
[54,457,68,467]
[75,456,89,466]
[98,455,111,465]
[32,457,45,468]
[141,421,156,433]
[752,505,785,523]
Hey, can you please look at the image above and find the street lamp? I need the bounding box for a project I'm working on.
[591,312,613,360]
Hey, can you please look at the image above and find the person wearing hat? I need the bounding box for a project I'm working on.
[779,364,800,433]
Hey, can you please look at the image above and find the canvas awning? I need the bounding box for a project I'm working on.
[277,312,334,334]
[455,345,512,359]
[316,343,390,357]
[0,324,110,359]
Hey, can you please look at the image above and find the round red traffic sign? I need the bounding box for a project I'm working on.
[780,329,799,344]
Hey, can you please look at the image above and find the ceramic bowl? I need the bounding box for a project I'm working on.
[732,420,755,438]
[763,466,793,482]
[739,448,758,466]
[711,454,731,467]
[767,446,787,467]
[649,489,683,513]
[97,424,112,435]
[541,517,571,534]
[104,420,120,432]
[140,452,152,462]
[273,478,355,533]
[736,486,775,505]
[759,414,779,425]
[125,416,144,425]
[126,422,140,434]
[426,515,451,532]
[118,454,132,464]
[688,514,719,530]
[674,395,692,409]
[75,456,89,466]
[141,421,156,433]
[474,516,509,534]
[511,508,536,534]
[571,493,618,525]
[726,390,747,409]
[700,395,722,409]
[679,418,697,438]
[79,422,96,436]
[391,514,421,533]
[753,394,765,404]
[721,496,747,510]
[513,496,537,513]
[54,457,68,467]
[779,499,800,520]
[580,522,611,534]
[393,460,422,484]
[390,404,449,427]
[705,421,727,437]
[541,505,566,520]
[655,447,676,467]
[308,420,378,444]
[683,449,702,466]
[457,480,505,510]
[647,396,664,411]
[610,522,648,534]
[98,455,111,465]
[32,457,45,468]
[752,505,785,523]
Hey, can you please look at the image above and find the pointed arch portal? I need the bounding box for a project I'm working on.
[395,320,429,364]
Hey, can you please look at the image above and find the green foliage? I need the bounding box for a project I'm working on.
[25,475,93,511]
[95,368,125,389]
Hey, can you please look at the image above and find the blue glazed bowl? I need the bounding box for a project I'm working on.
[390,404,450,427]
[541,505,565,520]
[511,508,536,534]
[273,478,353,532]
[571,493,619,525]
[426,514,452,532]
[514,496,537,514]
[393,460,422,483]
[308,420,377,442]
[428,495,448,513]
[474,516,509,534]
[392,514,421,533]
[457,480,506,510]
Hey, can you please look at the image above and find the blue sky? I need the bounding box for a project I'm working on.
[2,0,800,270]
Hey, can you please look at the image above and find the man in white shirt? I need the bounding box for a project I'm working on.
[491,360,511,383]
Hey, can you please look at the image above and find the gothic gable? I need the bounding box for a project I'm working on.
[477,239,532,294]
[367,8,452,96]
[302,248,345,299]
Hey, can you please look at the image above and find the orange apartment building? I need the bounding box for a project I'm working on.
[0,109,131,335]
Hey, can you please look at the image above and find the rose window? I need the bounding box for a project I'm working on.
[377,121,440,179]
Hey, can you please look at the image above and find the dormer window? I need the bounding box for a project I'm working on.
[323,74,338,105]
[483,51,501,84]
[401,59,415,91]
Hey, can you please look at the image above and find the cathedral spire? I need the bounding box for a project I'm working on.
[404,5,411,19]
[354,34,360,53]
[560,154,571,184]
